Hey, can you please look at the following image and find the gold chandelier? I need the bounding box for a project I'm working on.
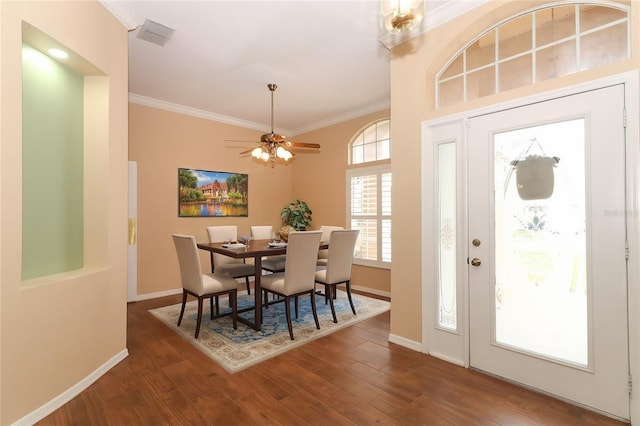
[379,0,425,49]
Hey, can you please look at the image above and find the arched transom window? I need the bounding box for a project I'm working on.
[350,119,390,165]
[437,2,630,109]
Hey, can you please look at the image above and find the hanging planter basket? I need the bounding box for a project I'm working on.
[503,138,560,201]
[510,155,560,200]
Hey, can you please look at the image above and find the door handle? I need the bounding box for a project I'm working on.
[471,258,481,267]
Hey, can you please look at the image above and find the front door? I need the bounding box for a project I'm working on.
[467,85,629,419]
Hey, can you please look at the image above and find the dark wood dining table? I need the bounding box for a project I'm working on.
[197,238,328,331]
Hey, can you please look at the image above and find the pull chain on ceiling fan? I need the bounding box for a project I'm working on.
[228,83,321,167]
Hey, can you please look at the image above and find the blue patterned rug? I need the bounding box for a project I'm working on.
[150,290,390,373]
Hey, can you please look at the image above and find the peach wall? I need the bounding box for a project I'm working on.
[0,1,128,423]
[389,0,638,342]
[292,110,391,295]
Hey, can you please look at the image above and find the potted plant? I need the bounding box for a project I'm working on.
[279,200,312,241]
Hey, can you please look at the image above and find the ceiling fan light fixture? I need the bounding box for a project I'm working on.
[276,146,293,161]
[251,146,264,159]
[230,83,320,167]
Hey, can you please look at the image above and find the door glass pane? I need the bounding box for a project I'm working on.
[438,142,456,330]
[493,118,587,366]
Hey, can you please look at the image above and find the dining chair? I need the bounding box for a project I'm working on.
[316,225,344,266]
[314,229,360,323]
[172,234,238,338]
[260,230,323,340]
[251,225,286,273]
[206,225,255,295]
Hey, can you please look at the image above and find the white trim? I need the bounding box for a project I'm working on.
[134,287,182,302]
[292,100,390,136]
[388,333,423,352]
[351,285,390,299]
[12,349,129,426]
[128,94,272,133]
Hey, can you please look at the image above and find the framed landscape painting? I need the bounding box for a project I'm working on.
[178,168,248,217]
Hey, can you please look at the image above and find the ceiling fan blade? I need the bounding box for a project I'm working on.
[287,141,321,149]
[225,139,259,143]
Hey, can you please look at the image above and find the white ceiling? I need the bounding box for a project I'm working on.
[101,1,482,136]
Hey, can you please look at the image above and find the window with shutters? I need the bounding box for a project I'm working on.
[347,120,391,269]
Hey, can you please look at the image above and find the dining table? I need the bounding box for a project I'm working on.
[197,238,328,331]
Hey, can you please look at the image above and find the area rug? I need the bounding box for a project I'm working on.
[149,290,390,373]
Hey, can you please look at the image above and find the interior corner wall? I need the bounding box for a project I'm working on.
[0,1,129,424]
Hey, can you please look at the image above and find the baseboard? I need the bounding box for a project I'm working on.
[388,333,423,352]
[13,349,129,426]
[351,284,390,299]
[134,288,182,301]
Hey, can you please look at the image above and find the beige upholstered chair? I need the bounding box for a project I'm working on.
[251,225,285,273]
[250,225,273,239]
[260,231,323,340]
[316,225,344,266]
[172,234,238,338]
[314,229,359,323]
[206,225,255,295]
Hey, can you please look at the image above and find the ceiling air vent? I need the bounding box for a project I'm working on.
[136,19,175,46]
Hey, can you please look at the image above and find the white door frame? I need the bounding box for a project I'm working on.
[421,70,640,421]
[127,161,138,302]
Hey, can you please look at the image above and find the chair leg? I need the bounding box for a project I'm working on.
[177,290,188,326]
[215,295,220,316]
[284,296,294,340]
[245,277,251,295]
[210,296,214,320]
[195,297,204,338]
[294,296,299,319]
[345,280,356,315]
[230,290,238,330]
[328,285,337,323]
[310,291,320,330]
[263,289,269,309]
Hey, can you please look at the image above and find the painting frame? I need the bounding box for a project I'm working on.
[178,168,248,217]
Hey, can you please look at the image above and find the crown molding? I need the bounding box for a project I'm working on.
[128,94,272,133]
[290,99,390,136]
[129,94,390,137]
[99,0,141,30]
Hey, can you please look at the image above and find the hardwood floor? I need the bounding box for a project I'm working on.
[38,292,626,425]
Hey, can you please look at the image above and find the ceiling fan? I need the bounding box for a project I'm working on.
[228,84,320,166]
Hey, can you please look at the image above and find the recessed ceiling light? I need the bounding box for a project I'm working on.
[47,48,69,59]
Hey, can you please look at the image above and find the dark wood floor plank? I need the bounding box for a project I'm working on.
[36,292,626,426]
